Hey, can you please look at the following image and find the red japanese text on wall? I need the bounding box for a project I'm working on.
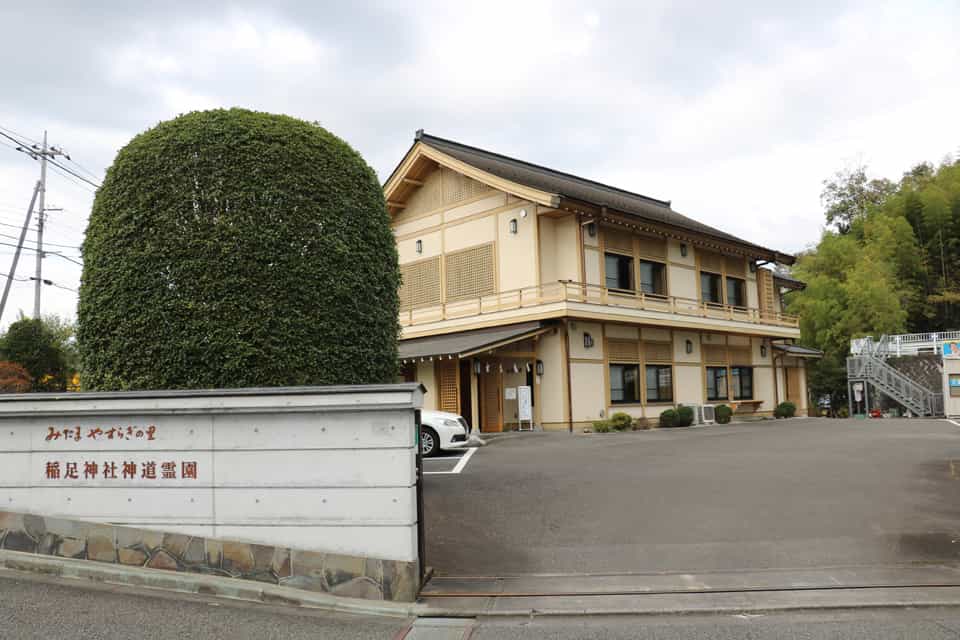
[43,460,199,481]
[45,425,158,442]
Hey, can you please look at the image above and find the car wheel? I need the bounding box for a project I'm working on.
[420,427,439,457]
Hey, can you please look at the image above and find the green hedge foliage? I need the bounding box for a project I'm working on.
[774,401,797,418]
[676,405,695,427]
[715,404,733,424]
[78,109,400,390]
[659,409,679,427]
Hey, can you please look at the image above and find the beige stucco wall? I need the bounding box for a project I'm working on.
[416,361,438,411]
[444,216,497,253]
[537,329,566,427]
[570,361,605,422]
[397,230,442,265]
[669,264,698,300]
[498,206,538,292]
[568,321,604,360]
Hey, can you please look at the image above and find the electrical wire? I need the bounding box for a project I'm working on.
[0,241,82,265]
[0,232,80,251]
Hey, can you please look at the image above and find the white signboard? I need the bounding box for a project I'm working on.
[518,386,532,421]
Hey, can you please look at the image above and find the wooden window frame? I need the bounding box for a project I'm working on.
[645,364,674,403]
[609,362,641,405]
[706,365,729,401]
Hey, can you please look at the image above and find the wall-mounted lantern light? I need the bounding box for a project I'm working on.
[586,222,597,237]
[415,239,423,254]
[473,360,481,375]
[760,344,768,358]
[536,360,544,376]
[749,261,757,273]
[509,218,518,234]
[583,332,594,348]
[680,243,688,257]
[685,339,693,354]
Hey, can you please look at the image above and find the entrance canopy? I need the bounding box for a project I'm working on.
[399,322,551,361]
[773,343,823,359]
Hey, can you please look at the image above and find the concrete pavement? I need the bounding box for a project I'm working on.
[424,418,960,577]
[8,568,960,639]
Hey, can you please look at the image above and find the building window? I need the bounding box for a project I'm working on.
[731,366,753,400]
[700,272,723,304]
[645,365,673,403]
[639,260,666,295]
[610,364,640,404]
[605,253,634,291]
[726,277,746,308]
[706,366,728,401]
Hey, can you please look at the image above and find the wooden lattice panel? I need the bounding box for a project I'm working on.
[757,269,776,315]
[399,257,442,311]
[636,235,666,259]
[436,359,459,414]
[644,342,672,363]
[699,250,723,273]
[604,229,633,254]
[725,255,746,277]
[445,244,496,302]
[703,344,728,364]
[607,339,640,362]
[728,346,752,366]
[442,169,490,204]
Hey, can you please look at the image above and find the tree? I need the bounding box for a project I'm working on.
[41,314,79,381]
[0,361,31,393]
[78,108,399,390]
[0,318,67,391]
[821,165,896,234]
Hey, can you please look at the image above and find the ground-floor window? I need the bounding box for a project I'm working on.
[610,364,640,404]
[731,366,753,400]
[645,365,673,402]
[706,366,728,401]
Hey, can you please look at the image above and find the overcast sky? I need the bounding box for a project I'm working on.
[0,1,957,327]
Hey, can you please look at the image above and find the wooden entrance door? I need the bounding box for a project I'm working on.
[479,368,503,432]
[786,367,802,407]
[435,359,459,415]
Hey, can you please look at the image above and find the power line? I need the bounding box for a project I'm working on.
[0,231,80,251]
[0,241,82,265]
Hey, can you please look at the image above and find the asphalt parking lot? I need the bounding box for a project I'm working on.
[423,418,960,577]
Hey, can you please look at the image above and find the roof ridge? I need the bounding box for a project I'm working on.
[417,131,672,209]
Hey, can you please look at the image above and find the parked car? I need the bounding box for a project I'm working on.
[420,410,469,457]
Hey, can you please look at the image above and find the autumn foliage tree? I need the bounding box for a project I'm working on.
[0,361,31,393]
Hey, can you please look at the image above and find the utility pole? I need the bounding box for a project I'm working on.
[31,131,67,318]
[0,181,41,324]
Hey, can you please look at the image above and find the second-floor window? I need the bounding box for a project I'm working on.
[639,260,666,296]
[726,277,746,308]
[605,253,634,291]
[701,272,723,304]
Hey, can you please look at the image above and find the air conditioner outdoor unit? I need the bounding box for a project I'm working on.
[701,404,717,424]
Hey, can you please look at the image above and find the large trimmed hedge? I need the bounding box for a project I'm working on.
[78,109,399,390]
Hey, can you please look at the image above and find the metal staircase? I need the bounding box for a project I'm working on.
[847,334,945,417]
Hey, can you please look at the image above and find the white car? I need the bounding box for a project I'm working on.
[420,410,469,457]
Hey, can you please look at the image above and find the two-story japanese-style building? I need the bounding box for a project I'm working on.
[387,131,815,432]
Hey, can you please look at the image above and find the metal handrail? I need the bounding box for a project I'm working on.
[400,280,800,329]
[848,353,942,416]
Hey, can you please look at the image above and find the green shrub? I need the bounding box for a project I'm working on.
[774,401,797,418]
[0,318,66,391]
[609,412,633,431]
[838,406,850,418]
[78,109,399,390]
[715,404,733,424]
[676,405,694,427]
[659,409,679,428]
[592,420,612,433]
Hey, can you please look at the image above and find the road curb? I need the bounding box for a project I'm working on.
[0,550,419,619]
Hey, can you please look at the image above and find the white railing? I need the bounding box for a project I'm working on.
[851,331,960,357]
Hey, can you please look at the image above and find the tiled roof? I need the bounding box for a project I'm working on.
[415,132,792,262]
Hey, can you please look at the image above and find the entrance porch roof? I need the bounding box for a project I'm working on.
[398,321,551,361]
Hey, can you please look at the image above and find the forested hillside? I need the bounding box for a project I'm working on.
[787,157,960,407]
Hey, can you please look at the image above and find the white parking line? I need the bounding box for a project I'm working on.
[945,419,960,427]
[423,447,478,475]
